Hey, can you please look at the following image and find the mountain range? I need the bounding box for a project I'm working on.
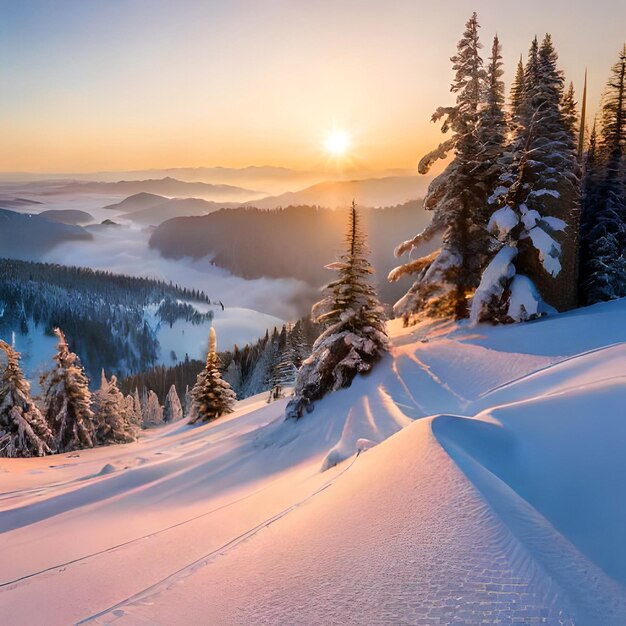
[103,175,432,226]
[50,177,263,201]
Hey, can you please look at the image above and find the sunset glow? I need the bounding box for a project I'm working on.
[0,1,624,174]
[323,129,351,157]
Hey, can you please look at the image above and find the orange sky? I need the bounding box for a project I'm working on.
[1,1,624,174]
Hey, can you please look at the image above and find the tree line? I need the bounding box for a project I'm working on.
[390,13,626,324]
[0,258,216,380]
[119,317,321,403]
[0,324,238,457]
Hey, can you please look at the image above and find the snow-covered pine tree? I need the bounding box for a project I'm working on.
[40,328,95,453]
[94,373,136,445]
[163,384,183,423]
[522,36,540,129]
[286,201,389,419]
[0,341,54,457]
[390,13,490,321]
[289,319,313,367]
[190,327,236,423]
[579,46,626,303]
[270,324,299,388]
[523,34,581,309]
[562,82,578,137]
[124,394,136,427]
[471,34,580,323]
[224,353,243,396]
[241,331,277,397]
[140,386,149,417]
[478,35,507,171]
[143,390,164,427]
[131,387,143,426]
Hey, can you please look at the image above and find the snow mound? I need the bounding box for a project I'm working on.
[96,463,118,476]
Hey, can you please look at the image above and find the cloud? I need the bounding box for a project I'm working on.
[42,223,317,320]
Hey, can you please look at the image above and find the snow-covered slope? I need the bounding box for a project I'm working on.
[2,300,626,624]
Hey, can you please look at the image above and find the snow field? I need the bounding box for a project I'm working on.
[2,299,626,623]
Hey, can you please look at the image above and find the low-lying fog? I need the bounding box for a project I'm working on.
[6,189,317,321]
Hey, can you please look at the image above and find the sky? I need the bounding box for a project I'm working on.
[1,0,625,174]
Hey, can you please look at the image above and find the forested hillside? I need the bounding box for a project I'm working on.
[0,259,214,381]
[149,202,432,303]
[0,208,92,260]
[120,317,321,402]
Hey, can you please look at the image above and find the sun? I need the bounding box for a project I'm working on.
[323,129,351,157]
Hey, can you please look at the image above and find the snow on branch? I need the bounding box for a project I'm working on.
[469,246,517,324]
[418,138,456,175]
[388,249,441,282]
[487,206,519,240]
[394,223,443,258]
[507,275,556,322]
[539,216,568,232]
[528,226,562,277]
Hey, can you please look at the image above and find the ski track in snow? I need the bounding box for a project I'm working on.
[2,301,626,623]
[78,451,363,624]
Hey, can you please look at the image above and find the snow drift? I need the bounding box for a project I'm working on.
[2,299,626,624]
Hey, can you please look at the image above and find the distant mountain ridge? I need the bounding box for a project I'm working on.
[103,193,237,226]
[0,196,42,209]
[245,175,430,209]
[0,208,92,259]
[38,209,94,224]
[50,177,264,201]
[104,175,431,226]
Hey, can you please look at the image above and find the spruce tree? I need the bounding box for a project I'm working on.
[476,34,508,227]
[94,372,136,445]
[124,394,138,427]
[510,55,527,122]
[163,384,183,423]
[0,341,54,457]
[522,36,540,128]
[472,34,580,323]
[270,324,300,388]
[287,201,388,419]
[478,35,507,168]
[562,82,578,137]
[390,13,489,321]
[40,328,95,453]
[183,384,193,417]
[143,390,164,427]
[190,327,236,423]
[131,388,143,426]
[579,46,626,303]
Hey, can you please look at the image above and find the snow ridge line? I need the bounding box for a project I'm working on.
[433,416,626,625]
[476,341,626,400]
[0,483,271,590]
[77,450,362,625]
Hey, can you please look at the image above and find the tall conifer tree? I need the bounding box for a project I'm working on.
[390,13,491,320]
[40,329,95,453]
[472,34,580,322]
[579,46,626,302]
[287,201,388,419]
[190,328,237,423]
[0,341,53,457]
